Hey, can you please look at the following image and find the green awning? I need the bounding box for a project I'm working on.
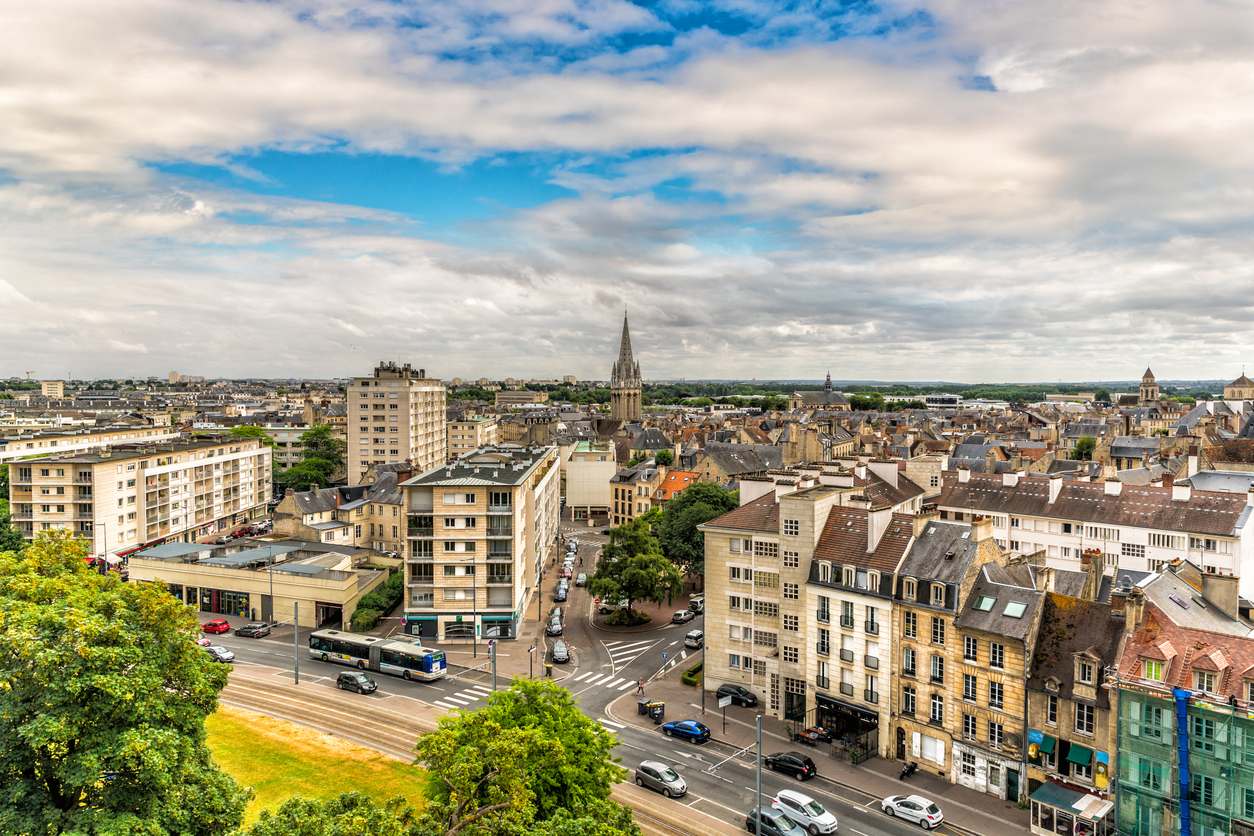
[1067,743,1093,766]
[1038,735,1056,755]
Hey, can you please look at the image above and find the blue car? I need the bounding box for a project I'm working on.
[662,720,711,744]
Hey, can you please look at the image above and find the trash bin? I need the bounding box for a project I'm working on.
[637,697,652,716]
[648,702,665,724]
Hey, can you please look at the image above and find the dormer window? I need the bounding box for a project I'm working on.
[1077,659,1095,685]
[1142,659,1164,682]
[1246,681,1254,703]
[1195,670,1217,694]
[868,570,880,591]
[930,584,945,606]
[818,562,831,583]
[843,566,855,587]
[903,578,917,599]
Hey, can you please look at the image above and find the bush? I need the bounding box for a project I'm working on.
[604,608,650,627]
[681,661,703,687]
[350,607,381,632]
[357,570,403,616]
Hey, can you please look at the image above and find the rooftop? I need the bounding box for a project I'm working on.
[403,445,556,487]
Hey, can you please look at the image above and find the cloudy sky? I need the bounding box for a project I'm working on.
[3,0,1253,382]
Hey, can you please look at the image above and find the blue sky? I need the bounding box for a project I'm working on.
[2,0,1253,380]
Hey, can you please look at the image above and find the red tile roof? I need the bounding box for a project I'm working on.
[1118,604,1254,700]
[814,506,914,572]
[656,470,699,501]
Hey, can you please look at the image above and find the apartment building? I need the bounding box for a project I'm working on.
[561,440,616,520]
[610,462,666,527]
[494,390,549,409]
[0,424,180,463]
[939,469,1254,595]
[40,380,65,399]
[266,424,313,469]
[347,362,446,484]
[447,416,498,461]
[273,464,410,555]
[8,438,271,558]
[400,446,559,642]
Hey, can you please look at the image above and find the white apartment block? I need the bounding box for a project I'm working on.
[348,362,446,484]
[939,469,1254,594]
[0,424,181,463]
[8,438,271,558]
[447,417,498,461]
[400,446,559,642]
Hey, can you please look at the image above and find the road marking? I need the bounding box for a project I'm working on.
[598,718,625,729]
[589,673,614,685]
[617,680,635,691]
[680,650,688,660]
[465,686,493,696]
[574,672,593,682]
[444,695,471,705]
[667,640,679,647]
[433,700,458,710]
[605,677,624,689]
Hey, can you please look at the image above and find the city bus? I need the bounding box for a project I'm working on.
[308,629,447,682]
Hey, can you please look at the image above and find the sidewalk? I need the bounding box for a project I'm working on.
[608,671,1030,836]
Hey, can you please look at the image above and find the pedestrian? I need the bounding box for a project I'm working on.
[636,678,645,696]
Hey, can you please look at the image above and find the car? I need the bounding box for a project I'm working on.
[195,636,213,647]
[745,807,807,836]
[671,610,695,624]
[600,528,610,535]
[336,671,378,694]
[717,683,759,707]
[773,789,838,835]
[575,572,588,586]
[567,539,578,550]
[551,640,570,664]
[553,587,568,603]
[688,594,705,614]
[546,611,564,636]
[235,622,271,638]
[684,629,704,649]
[660,719,710,743]
[765,752,817,781]
[598,598,628,614]
[560,566,573,579]
[634,760,687,798]
[881,795,944,830]
[205,645,235,663]
[201,618,231,635]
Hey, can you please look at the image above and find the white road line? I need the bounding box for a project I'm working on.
[465,686,493,696]
[598,718,625,729]
[604,677,624,689]
[617,680,635,691]
[667,640,679,647]
[434,700,457,710]
[589,673,614,685]
[680,650,688,660]
[605,639,656,650]
[573,672,593,682]
[444,695,471,705]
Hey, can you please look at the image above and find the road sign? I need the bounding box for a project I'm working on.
[718,695,733,708]
[528,645,536,654]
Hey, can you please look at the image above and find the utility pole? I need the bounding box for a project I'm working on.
[755,714,763,825]
[293,602,300,685]
[490,640,498,691]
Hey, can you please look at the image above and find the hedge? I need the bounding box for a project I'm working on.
[350,607,381,632]
[681,661,703,687]
[357,570,403,616]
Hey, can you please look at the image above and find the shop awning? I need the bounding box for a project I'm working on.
[481,615,514,621]
[1067,743,1094,766]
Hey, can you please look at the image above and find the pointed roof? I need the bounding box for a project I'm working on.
[611,311,641,387]
[617,312,634,368]
[1143,367,1155,381]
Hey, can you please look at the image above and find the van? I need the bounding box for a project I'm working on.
[687,594,705,614]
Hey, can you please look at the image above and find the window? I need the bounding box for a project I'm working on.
[931,655,944,684]
[964,636,978,662]
[840,600,854,627]
[783,518,800,536]
[902,577,917,599]
[1193,774,1215,807]
[1138,758,1164,792]
[1077,659,1095,684]
[990,642,1005,669]
[904,611,917,639]
[1122,542,1146,560]
[1191,715,1216,754]
[783,582,799,600]
[817,561,830,582]
[989,681,1004,709]
[963,673,977,701]
[816,596,830,623]
[902,685,916,715]
[843,566,855,587]
[960,749,976,774]
[989,721,1004,747]
[1003,601,1027,619]
[1075,703,1095,735]
[930,584,945,606]
[1195,670,1217,693]
[783,614,799,632]
[931,617,945,646]
[930,694,943,724]
[1143,658,1164,681]
[963,714,977,740]
[783,646,799,664]
[903,647,917,676]
[1046,694,1058,725]
[783,550,799,568]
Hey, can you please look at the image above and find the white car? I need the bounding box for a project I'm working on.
[773,789,838,835]
[881,795,943,830]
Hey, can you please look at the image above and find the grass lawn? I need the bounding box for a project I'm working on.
[206,706,427,826]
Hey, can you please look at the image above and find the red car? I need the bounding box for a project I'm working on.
[201,619,231,635]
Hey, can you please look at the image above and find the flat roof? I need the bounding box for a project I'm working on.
[18,436,253,464]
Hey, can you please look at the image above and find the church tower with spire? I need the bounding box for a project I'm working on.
[1139,367,1160,404]
[610,312,642,422]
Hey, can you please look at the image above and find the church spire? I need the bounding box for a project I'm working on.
[824,370,832,393]
[610,311,642,422]
[617,310,634,370]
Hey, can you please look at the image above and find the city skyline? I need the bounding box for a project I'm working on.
[5,1,1254,380]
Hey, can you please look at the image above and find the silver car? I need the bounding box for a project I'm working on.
[773,789,838,834]
[881,795,943,830]
[634,760,686,798]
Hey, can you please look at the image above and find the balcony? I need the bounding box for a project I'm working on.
[409,591,434,608]
[486,573,513,586]
[864,690,879,704]
[865,620,879,635]
[839,683,854,697]
[816,676,830,690]
[902,667,916,678]
[930,675,944,685]
[839,615,854,629]
[487,503,513,513]
[816,642,830,657]
[839,649,855,663]
[486,522,513,538]
[865,655,879,670]
[816,609,830,624]
[487,545,512,560]
[929,716,944,727]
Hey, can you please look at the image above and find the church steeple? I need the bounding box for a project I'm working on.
[610,311,642,422]
[824,371,832,393]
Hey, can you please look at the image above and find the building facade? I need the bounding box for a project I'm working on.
[0,423,181,463]
[610,313,642,423]
[609,462,665,527]
[400,446,559,642]
[8,438,271,558]
[347,362,446,484]
[447,417,499,461]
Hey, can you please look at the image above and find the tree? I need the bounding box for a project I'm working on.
[1094,388,1112,403]
[600,514,660,564]
[588,549,683,616]
[228,424,275,446]
[301,424,345,471]
[1073,436,1097,461]
[414,680,636,835]
[654,449,674,467]
[245,792,419,836]
[655,482,738,576]
[0,532,249,834]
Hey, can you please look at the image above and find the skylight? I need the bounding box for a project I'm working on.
[974,596,995,611]
[1004,601,1027,618]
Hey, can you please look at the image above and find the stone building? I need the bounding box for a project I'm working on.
[610,313,642,423]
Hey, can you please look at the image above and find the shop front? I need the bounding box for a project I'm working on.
[1030,782,1114,836]
[952,741,1022,801]
[404,614,438,639]
[813,693,879,760]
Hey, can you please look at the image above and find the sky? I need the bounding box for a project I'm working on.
[3,0,1254,382]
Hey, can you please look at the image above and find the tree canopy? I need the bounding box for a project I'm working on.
[590,515,683,614]
[228,424,276,446]
[0,532,248,834]
[244,792,418,836]
[654,482,738,576]
[1073,436,1097,461]
[653,449,673,466]
[275,424,345,492]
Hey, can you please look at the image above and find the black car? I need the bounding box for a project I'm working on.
[765,751,817,781]
[551,639,570,664]
[717,683,759,707]
[336,671,378,694]
[235,622,271,638]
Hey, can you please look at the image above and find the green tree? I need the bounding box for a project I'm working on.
[300,424,345,471]
[600,514,660,564]
[655,482,738,576]
[228,424,276,446]
[1074,436,1097,461]
[589,549,683,616]
[414,680,636,835]
[1094,389,1112,403]
[0,532,249,834]
[654,449,674,466]
[245,792,418,836]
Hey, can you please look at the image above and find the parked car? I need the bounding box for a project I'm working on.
[634,760,687,798]
[546,611,564,636]
[716,683,759,707]
[598,598,628,614]
[575,572,588,586]
[553,586,568,603]
[684,629,704,649]
[671,609,695,624]
[660,720,710,743]
[235,622,271,638]
[205,645,235,663]
[881,795,943,830]
[772,789,838,835]
[201,619,231,635]
[567,539,578,551]
[336,671,378,694]
[195,636,213,647]
[551,640,570,664]
[559,566,573,579]
[688,594,705,614]
[745,807,806,836]
[765,752,817,781]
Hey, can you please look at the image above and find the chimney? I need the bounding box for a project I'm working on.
[1187,447,1199,478]
[1172,482,1192,502]
[867,506,893,553]
[957,466,971,484]
[1110,574,1134,619]
[1080,548,1104,601]
[1047,474,1063,504]
[1202,572,1241,621]
[913,505,939,538]
[1002,471,1020,487]
[284,487,294,498]
[1103,479,1123,496]
[970,515,994,543]
[1247,483,1254,508]
[854,462,867,481]
[867,459,898,488]
[1162,471,1174,489]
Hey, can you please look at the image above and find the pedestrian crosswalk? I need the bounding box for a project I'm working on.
[601,638,659,672]
[432,683,494,711]
[570,671,639,692]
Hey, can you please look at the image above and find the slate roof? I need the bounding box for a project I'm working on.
[793,390,851,406]
[897,521,980,586]
[1187,470,1254,494]
[702,442,783,476]
[631,427,673,450]
[854,471,925,511]
[955,563,1044,641]
[812,507,914,573]
[1110,436,1161,460]
[701,491,780,533]
[941,471,1249,536]
[1118,599,1254,699]
[1028,593,1124,709]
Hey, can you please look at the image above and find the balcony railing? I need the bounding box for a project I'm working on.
[864,690,879,704]
[839,615,854,629]
[865,655,879,670]
[486,574,513,586]
[839,649,855,663]
[486,524,513,537]
[930,673,944,685]
[816,610,830,624]
[816,642,830,657]
[488,503,513,513]
[865,620,879,635]
[408,526,434,537]
[839,683,854,697]
[816,676,830,690]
